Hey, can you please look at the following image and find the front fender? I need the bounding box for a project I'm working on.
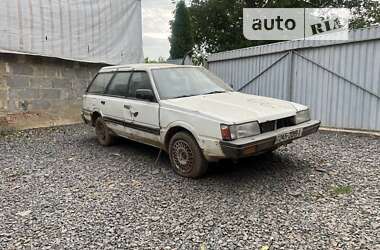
[161,120,202,146]
[161,120,225,161]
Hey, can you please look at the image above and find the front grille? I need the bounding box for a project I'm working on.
[260,121,276,133]
[260,116,295,133]
[277,116,295,129]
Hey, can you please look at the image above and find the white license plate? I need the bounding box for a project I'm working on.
[275,129,303,144]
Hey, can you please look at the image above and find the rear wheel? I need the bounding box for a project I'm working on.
[95,117,114,146]
[169,132,208,178]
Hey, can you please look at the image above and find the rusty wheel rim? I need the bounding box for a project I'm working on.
[172,139,194,175]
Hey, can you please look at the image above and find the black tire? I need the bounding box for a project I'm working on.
[95,117,114,146]
[168,132,208,178]
[259,147,278,159]
[263,148,277,155]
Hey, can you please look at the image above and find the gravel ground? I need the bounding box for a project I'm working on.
[0,124,379,250]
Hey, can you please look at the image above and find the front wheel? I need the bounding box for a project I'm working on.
[169,132,208,178]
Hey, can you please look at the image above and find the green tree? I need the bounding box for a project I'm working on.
[189,0,380,54]
[169,1,194,59]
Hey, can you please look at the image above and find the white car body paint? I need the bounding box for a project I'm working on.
[158,92,309,159]
[82,64,320,161]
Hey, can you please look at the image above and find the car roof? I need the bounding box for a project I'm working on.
[99,63,198,73]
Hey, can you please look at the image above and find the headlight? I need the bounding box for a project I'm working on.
[295,109,311,124]
[220,122,260,141]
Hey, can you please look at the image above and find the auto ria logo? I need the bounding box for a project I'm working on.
[243,8,350,40]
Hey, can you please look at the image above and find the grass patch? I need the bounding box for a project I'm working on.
[0,127,17,137]
[332,185,353,195]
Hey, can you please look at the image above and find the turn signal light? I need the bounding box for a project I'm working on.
[220,125,232,141]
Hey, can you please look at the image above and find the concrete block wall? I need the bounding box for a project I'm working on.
[0,53,107,129]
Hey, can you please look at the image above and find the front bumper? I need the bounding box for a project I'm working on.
[220,120,321,159]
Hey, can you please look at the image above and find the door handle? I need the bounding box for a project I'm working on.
[124,104,131,110]
[132,112,139,117]
[100,101,105,105]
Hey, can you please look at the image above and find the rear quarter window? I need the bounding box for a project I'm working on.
[87,73,114,94]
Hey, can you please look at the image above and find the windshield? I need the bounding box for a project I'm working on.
[151,67,233,100]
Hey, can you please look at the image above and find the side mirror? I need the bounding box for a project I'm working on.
[136,89,155,102]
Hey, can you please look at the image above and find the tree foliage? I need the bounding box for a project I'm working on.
[169,1,194,59]
[188,0,380,54]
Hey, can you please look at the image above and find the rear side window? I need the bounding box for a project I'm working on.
[87,73,114,94]
[128,72,152,99]
[105,72,131,97]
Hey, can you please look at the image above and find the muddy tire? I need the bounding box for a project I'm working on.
[169,132,208,178]
[95,117,114,146]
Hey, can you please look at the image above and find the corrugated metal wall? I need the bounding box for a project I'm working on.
[208,26,380,131]
[167,56,193,65]
[0,0,143,64]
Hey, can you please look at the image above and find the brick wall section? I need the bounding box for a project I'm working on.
[0,53,108,129]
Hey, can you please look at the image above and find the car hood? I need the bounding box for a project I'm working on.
[161,92,307,124]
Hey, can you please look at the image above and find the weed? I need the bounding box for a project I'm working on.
[332,185,352,195]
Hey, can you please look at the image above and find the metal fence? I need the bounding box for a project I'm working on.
[167,56,193,65]
[208,26,380,131]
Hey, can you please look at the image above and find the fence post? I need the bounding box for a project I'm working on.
[287,50,294,101]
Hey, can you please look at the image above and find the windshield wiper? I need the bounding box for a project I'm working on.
[203,90,226,95]
[173,94,198,99]
[172,91,226,99]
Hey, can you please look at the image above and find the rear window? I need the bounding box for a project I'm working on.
[87,73,114,94]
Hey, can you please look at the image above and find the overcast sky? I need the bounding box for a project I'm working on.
[142,0,176,60]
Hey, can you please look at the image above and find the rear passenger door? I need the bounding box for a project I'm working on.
[102,71,132,136]
[125,71,161,147]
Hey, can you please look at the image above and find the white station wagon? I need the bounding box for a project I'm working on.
[82,64,320,178]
